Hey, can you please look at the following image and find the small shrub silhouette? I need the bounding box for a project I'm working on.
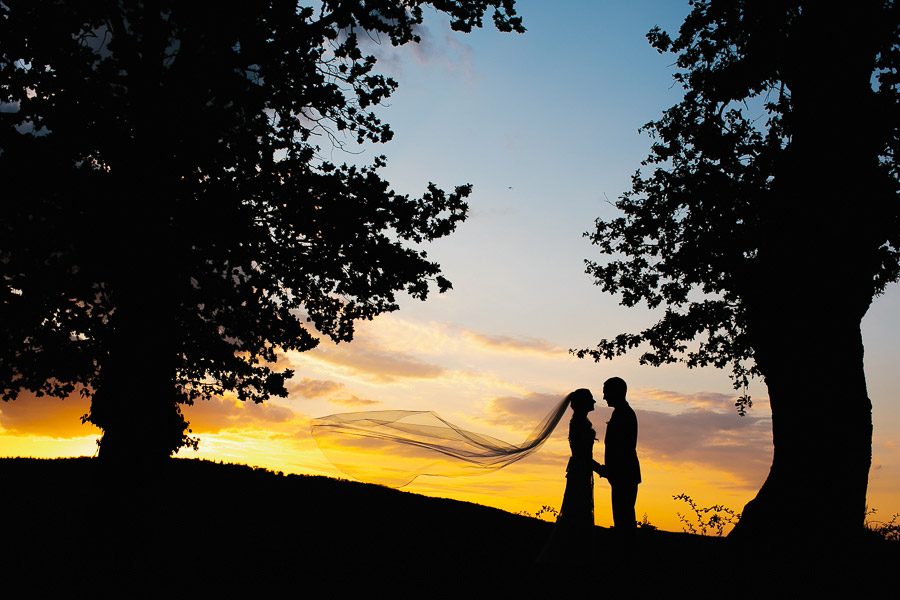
[518,505,559,522]
[673,493,740,537]
[638,512,657,530]
[865,507,900,543]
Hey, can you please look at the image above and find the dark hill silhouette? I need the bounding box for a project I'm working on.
[1,457,895,598]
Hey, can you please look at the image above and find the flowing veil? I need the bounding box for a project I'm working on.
[311,395,571,487]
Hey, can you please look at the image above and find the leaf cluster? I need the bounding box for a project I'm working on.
[865,507,900,543]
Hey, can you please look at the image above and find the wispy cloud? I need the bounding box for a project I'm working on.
[328,394,381,407]
[307,337,446,382]
[462,331,564,356]
[305,314,566,366]
[356,19,475,81]
[286,377,345,399]
[631,387,751,411]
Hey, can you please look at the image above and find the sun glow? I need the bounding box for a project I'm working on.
[3,313,899,534]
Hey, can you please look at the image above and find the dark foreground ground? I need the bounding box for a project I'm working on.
[1,457,896,598]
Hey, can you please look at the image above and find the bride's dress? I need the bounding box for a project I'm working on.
[535,412,596,562]
[559,413,595,528]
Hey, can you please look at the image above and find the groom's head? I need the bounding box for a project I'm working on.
[602,377,627,407]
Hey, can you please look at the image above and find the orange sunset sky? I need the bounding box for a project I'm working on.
[3,0,899,533]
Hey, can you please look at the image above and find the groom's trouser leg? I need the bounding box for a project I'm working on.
[611,482,638,529]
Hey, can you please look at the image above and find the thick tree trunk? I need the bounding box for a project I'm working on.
[730,316,873,543]
[89,289,187,470]
[729,3,886,546]
[87,161,188,468]
[87,231,189,468]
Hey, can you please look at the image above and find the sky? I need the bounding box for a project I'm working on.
[2,0,899,533]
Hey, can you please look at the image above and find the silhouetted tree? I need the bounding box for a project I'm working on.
[0,1,523,465]
[579,1,900,541]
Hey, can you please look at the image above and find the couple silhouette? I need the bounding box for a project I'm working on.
[539,378,641,562]
[311,375,641,558]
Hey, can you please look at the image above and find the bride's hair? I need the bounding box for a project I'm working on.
[567,388,593,413]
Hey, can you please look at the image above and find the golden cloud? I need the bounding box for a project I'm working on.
[310,314,564,360]
[328,394,381,407]
[182,396,297,434]
[286,377,345,399]
[0,392,97,438]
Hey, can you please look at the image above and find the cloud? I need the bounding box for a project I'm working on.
[414,25,473,74]
[328,395,381,407]
[286,377,345,399]
[183,396,296,434]
[355,19,474,80]
[482,393,567,432]
[0,392,97,438]
[309,338,445,382]
[476,388,772,488]
[462,331,564,356]
[631,387,746,410]
[634,407,772,486]
[297,315,565,380]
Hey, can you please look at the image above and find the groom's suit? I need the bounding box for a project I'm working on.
[604,400,641,528]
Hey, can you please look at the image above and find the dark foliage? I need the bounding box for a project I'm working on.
[0,1,523,459]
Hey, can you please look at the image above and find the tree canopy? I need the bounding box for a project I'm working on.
[579,0,899,539]
[0,0,523,459]
[579,0,900,413]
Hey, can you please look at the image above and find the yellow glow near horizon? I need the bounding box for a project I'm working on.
[2,314,899,535]
[0,433,99,459]
[3,424,900,535]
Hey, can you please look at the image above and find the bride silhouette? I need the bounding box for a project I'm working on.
[538,388,597,562]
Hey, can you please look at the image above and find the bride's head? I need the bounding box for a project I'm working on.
[568,388,595,414]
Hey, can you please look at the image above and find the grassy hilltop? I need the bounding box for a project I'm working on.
[1,457,895,598]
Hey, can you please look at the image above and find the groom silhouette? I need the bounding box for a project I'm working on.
[593,377,641,530]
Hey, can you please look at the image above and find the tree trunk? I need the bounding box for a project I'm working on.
[86,4,190,470]
[729,3,885,546]
[730,314,873,544]
[89,288,187,471]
